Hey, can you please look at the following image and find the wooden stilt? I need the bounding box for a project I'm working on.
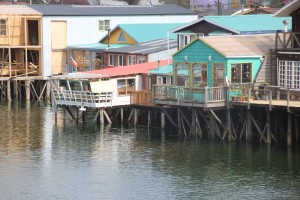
[246,109,252,141]
[14,80,18,99]
[100,108,104,125]
[191,109,196,136]
[178,108,182,134]
[134,108,138,127]
[75,107,79,123]
[160,107,178,129]
[148,109,151,128]
[266,109,271,144]
[25,80,31,100]
[227,108,232,141]
[287,112,292,147]
[295,116,299,143]
[120,108,124,124]
[161,111,165,129]
[46,80,51,100]
[94,110,100,122]
[7,80,11,101]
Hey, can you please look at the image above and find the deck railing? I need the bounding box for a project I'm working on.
[276,32,300,49]
[152,85,227,104]
[51,89,113,108]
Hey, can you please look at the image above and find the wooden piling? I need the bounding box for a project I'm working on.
[246,109,252,141]
[46,80,51,100]
[100,108,104,125]
[7,80,11,101]
[134,108,138,127]
[14,80,18,99]
[287,112,292,147]
[25,80,31,100]
[148,109,151,128]
[120,108,124,124]
[295,116,299,143]
[161,111,165,129]
[266,109,271,144]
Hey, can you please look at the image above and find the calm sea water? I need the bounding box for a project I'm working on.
[0,101,300,200]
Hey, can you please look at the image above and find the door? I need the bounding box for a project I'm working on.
[213,63,225,87]
[51,21,67,74]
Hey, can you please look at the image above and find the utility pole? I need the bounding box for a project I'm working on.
[216,0,222,15]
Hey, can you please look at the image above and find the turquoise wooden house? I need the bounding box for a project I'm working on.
[153,34,276,107]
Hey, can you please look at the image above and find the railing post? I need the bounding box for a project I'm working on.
[227,86,230,109]
[269,89,272,111]
[204,87,208,105]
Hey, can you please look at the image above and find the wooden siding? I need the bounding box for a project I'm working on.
[102,28,137,45]
[51,21,67,50]
[173,39,227,87]
[255,49,277,85]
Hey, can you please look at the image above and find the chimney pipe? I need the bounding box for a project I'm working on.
[283,20,289,32]
[107,29,111,48]
[157,60,160,69]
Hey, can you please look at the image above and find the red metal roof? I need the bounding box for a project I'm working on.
[84,59,172,78]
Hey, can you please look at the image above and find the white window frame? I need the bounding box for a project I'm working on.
[0,19,6,35]
[278,60,300,88]
[109,54,116,66]
[179,33,204,49]
[138,55,146,64]
[118,54,126,66]
[157,76,167,85]
[128,55,136,65]
[99,20,110,31]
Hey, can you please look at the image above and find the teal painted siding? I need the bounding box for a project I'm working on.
[173,40,226,87]
[227,58,262,82]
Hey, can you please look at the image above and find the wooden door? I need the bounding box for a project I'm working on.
[51,21,67,74]
[213,63,225,87]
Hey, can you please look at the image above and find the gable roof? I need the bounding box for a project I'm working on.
[174,34,275,58]
[100,23,184,43]
[103,39,177,55]
[274,0,300,16]
[27,4,196,16]
[172,14,292,34]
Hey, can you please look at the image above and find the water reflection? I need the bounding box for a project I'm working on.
[0,102,299,200]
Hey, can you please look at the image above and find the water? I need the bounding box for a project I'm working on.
[0,101,300,200]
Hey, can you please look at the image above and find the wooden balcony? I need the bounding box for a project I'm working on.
[276,32,300,50]
[51,89,113,108]
[130,90,153,106]
[152,85,227,108]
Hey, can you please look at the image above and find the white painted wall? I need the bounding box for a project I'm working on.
[148,48,177,62]
[42,14,198,78]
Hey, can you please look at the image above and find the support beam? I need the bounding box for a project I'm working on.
[160,107,178,129]
[46,80,51,100]
[14,80,18,99]
[148,110,151,128]
[94,110,100,122]
[227,108,232,141]
[64,106,75,120]
[103,109,112,124]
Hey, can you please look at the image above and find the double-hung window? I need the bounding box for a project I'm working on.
[118,54,126,66]
[128,55,136,65]
[138,55,146,64]
[109,54,116,66]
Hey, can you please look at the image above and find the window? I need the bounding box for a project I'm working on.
[118,54,126,66]
[128,55,136,65]
[175,62,190,87]
[117,78,135,95]
[138,55,146,64]
[0,19,6,35]
[109,54,116,66]
[99,20,110,31]
[179,33,204,49]
[231,63,251,83]
[157,77,167,85]
[118,32,126,43]
[278,60,300,88]
[192,63,207,87]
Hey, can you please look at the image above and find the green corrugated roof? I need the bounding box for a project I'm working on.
[119,23,184,43]
[150,64,173,75]
[204,14,292,33]
[68,43,129,50]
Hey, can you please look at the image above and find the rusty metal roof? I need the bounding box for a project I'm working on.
[0,5,42,15]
